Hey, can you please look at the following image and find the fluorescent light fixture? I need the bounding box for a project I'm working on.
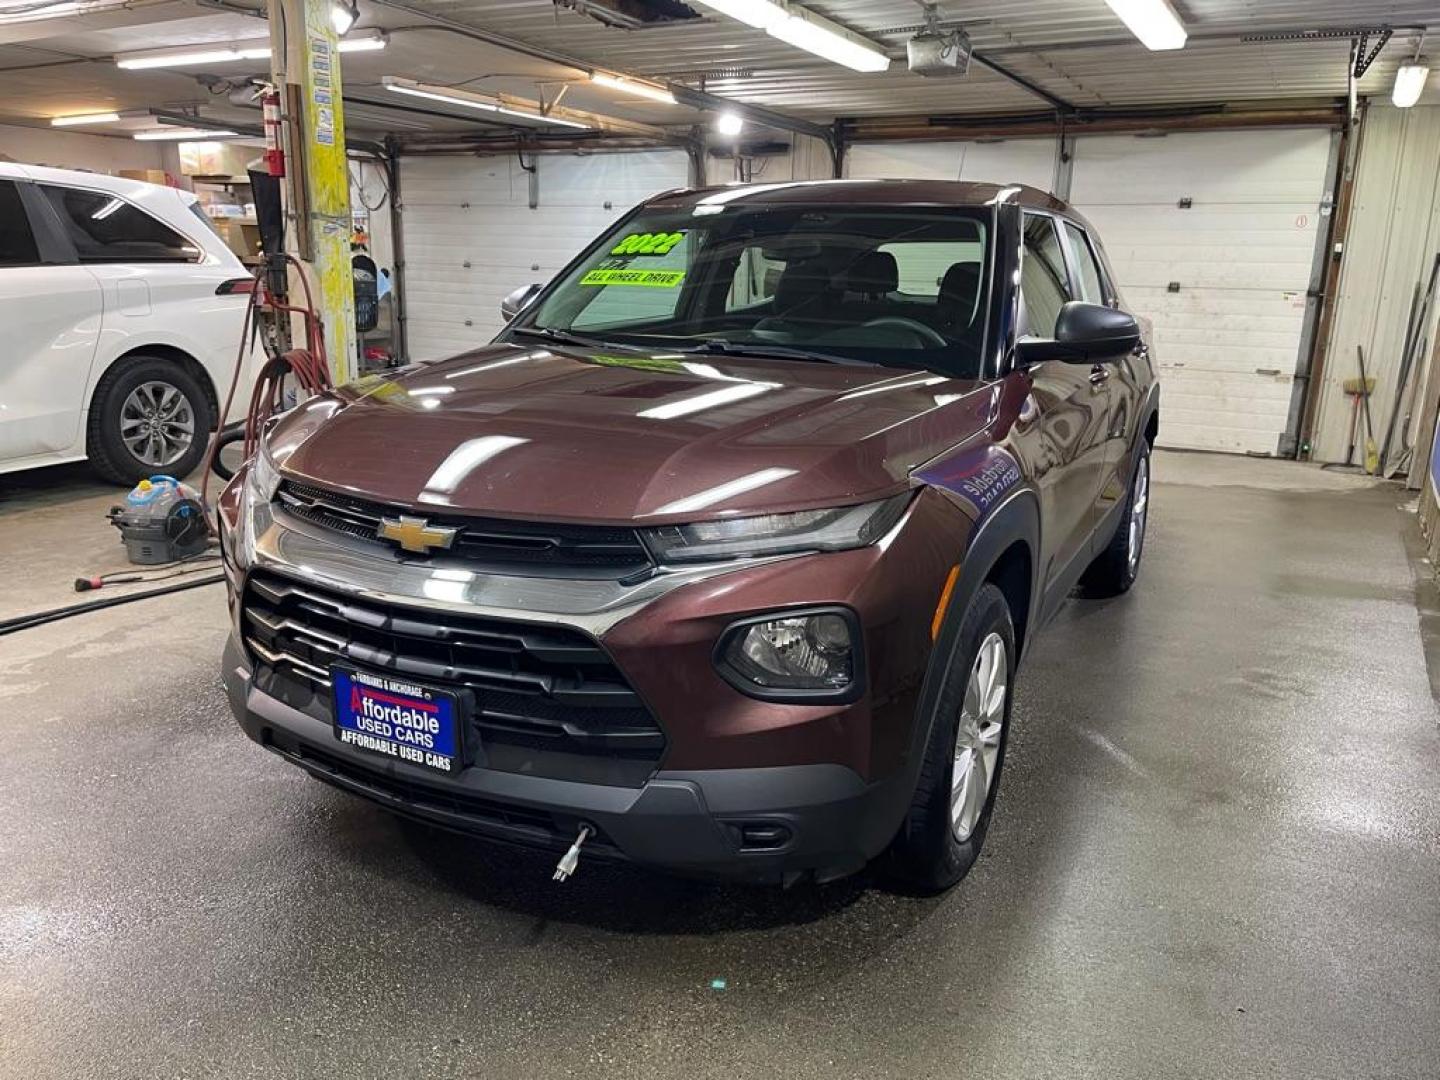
[690,0,786,30]
[590,72,677,105]
[381,77,592,129]
[117,31,385,69]
[715,110,744,136]
[691,0,889,72]
[133,128,238,141]
[767,6,890,72]
[51,112,120,127]
[1101,0,1187,51]
[331,0,358,35]
[118,46,269,70]
[1393,61,1431,108]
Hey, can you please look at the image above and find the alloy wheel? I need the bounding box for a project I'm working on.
[1127,455,1150,573]
[951,631,1007,841]
[120,380,195,468]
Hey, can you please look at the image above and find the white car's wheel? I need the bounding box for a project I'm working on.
[87,358,213,486]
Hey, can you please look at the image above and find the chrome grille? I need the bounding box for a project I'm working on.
[241,572,665,783]
[274,480,653,578]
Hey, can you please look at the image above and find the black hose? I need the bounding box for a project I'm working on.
[209,421,248,482]
[0,575,225,638]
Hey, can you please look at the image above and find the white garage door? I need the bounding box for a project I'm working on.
[400,150,691,360]
[846,139,1056,192]
[1070,129,1334,454]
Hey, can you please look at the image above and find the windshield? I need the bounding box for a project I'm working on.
[512,203,993,376]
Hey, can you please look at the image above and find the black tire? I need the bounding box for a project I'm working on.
[86,357,214,487]
[1080,439,1151,598]
[885,582,1016,894]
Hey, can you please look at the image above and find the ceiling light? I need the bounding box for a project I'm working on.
[768,6,890,72]
[1393,61,1431,107]
[331,0,358,35]
[715,110,744,136]
[691,0,889,73]
[381,77,592,129]
[51,112,120,127]
[116,31,384,70]
[690,0,786,30]
[337,30,387,53]
[1101,0,1187,51]
[133,128,238,141]
[590,72,677,105]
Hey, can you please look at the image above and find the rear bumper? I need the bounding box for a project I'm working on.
[224,636,911,884]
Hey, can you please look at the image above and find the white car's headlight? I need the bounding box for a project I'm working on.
[640,492,911,564]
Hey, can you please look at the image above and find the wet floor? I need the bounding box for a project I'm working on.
[1,452,1437,1079]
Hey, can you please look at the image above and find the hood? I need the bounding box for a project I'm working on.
[270,343,994,525]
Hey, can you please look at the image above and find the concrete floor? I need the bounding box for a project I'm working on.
[1,452,1437,1079]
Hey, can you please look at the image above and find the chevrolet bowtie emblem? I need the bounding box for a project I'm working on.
[377,515,458,554]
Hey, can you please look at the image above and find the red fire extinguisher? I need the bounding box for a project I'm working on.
[262,85,285,177]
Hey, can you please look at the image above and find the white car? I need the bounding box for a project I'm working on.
[0,162,254,484]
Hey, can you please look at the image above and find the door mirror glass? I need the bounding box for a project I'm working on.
[501,282,543,322]
[1016,300,1139,365]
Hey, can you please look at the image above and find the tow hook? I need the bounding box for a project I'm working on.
[552,824,593,882]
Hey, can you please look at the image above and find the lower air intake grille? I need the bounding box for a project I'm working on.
[242,572,664,786]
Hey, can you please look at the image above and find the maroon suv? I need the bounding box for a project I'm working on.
[218,180,1158,891]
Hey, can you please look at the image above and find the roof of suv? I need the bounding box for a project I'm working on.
[646,179,1071,212]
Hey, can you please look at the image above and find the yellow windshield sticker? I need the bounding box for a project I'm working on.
[580,268,686,288]
[609,231,686,256]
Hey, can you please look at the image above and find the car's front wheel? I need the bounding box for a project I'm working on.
[87,357,214,486]
[886,581,1015,893]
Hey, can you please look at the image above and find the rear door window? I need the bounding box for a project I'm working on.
[0,180,40,267]
[40,185,201,263]
[1019,214,1072,338]
[1062,221,1107,305]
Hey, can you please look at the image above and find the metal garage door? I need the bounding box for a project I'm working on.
[1070,129,1336,455]
[846,139,1057,191]
[400,150,691,360]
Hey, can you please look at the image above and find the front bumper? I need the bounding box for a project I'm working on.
[224,635,911,883]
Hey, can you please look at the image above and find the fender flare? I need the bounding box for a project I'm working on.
[892,486,1042,803]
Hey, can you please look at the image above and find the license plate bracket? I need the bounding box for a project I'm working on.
[331,666,464,776]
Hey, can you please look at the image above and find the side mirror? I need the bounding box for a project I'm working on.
[500,282,543,322]
[1016,300,1140,364]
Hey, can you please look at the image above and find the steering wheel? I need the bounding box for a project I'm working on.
[860,316,948,348]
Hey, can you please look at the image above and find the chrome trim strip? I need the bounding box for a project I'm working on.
[246,635,330,684]
[243,503,800,636]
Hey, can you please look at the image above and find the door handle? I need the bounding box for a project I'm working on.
[1089,365,1110,386]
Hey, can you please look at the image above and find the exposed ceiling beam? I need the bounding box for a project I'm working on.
[841,102,1347,142]
[970,51,1075,111]
[367,0,836,144]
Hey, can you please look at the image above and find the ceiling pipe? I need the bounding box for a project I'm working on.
[366,0,836,145]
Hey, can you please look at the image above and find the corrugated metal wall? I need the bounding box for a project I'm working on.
[1311,105,1440,465]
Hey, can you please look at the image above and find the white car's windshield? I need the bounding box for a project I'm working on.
[513,204,993,376]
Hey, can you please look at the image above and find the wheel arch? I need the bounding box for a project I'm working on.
[86,344,221,441]
[900,487,1041,779]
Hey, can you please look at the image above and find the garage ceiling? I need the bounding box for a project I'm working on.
[0,0,1434,141]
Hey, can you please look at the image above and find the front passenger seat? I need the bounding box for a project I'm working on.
[938,262,981,333]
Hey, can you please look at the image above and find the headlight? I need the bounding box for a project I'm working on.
[641,492,911,565]
[243,440,282,510]
[716,608,862,700]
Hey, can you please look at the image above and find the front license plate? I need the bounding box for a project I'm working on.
[332,667,462,775]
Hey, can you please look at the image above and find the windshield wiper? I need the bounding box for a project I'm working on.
[679,339,864,366]
[509,325,611,350]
